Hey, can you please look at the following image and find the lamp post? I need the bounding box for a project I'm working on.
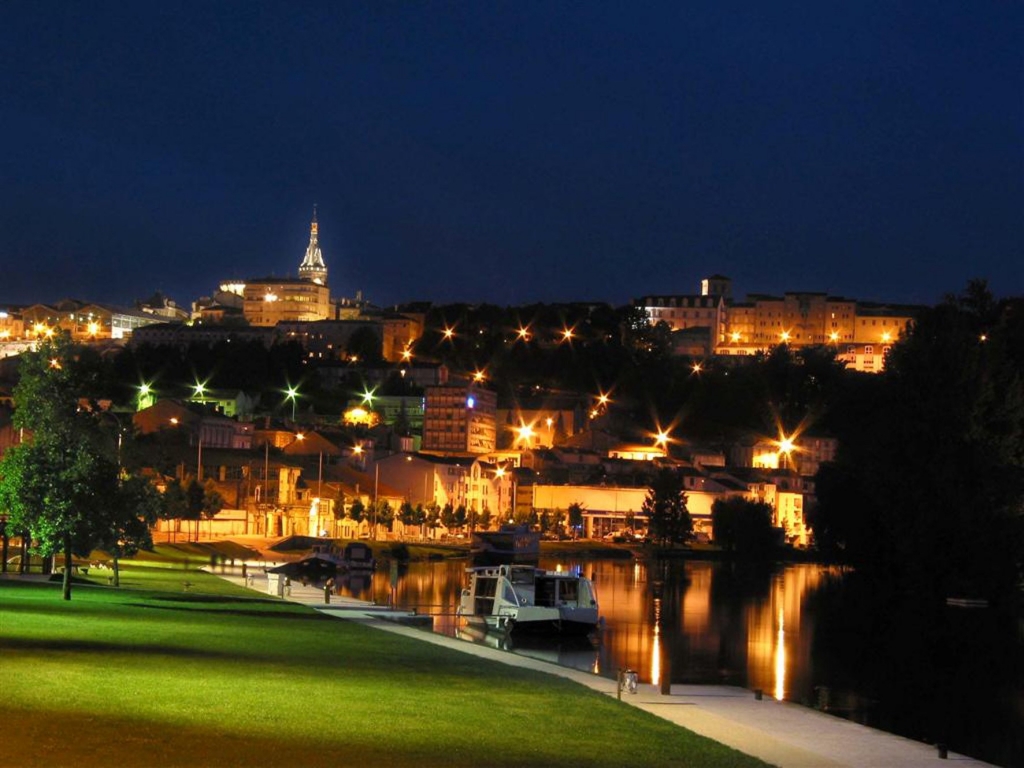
[777,437,795,471]
[285,385,299,422]
[373,462,380,541]
[495,467,505,520]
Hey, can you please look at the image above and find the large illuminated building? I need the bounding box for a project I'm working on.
[638,275,918,371]
[242,279,331,327]
[422,383,497,454]
[240,208,332,327]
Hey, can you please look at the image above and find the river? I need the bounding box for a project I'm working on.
[330,556,1023,768]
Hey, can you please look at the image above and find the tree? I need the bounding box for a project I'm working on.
[711,497,776,557]
[642,468,692,546]
[440,503,455,529]
[159,478,189,540]
[96,473,163,586]
[567,502,585,539]
[346,327,384,364]
[399,501,417,525]
[812,283,1024,600]
[0,333,119,600]
[199,480,226,535]
[349,498,365,523]
[478,506,492,530]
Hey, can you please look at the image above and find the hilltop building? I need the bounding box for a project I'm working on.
[638,276,919,372]
[297,205,328,285]
[241,208,332,327]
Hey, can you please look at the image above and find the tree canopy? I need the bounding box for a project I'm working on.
[0,335,114,598]
[642,468,692,546]
[810,282,1024,600]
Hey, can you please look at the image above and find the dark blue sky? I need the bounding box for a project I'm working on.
[2,2,1021,310]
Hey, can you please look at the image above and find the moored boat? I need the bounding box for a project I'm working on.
[470,525,540,560]
[456,563,600,635]
[342,541,376,571]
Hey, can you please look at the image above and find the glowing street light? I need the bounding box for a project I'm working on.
[654,430,670,448]
[691,362,703,374]
[516,325,530,342]
[828,331,840,343]
[472,369,486,383]
[730,331,742,343]
[401,347,413,362]
[442,326,455,342]
[361,387,377,406]
[514,423,535,446]
[285,385,299,421]
[560,326,575,343]
[777,436,796,470]
[779,331,791,343]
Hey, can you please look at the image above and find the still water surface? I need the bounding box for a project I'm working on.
[331,557,1023,768]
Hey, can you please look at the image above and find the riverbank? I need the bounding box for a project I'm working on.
[250,569,998,768]
[0,570,766,768]
[143,535,820,567]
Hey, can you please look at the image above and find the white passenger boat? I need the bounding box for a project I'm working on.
[456,564,600,635]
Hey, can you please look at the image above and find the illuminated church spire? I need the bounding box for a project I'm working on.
[298,205,328,285]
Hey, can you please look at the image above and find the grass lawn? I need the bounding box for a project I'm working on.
[0,569,769,768]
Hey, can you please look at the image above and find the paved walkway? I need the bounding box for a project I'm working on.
[222,569,995,768]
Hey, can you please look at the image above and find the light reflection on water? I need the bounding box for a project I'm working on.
[330,555,836,700]
[327,555,1022,767]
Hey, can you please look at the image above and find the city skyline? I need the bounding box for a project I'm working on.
[2,2,1021,309]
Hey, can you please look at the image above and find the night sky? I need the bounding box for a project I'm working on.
[2,2,1021,310]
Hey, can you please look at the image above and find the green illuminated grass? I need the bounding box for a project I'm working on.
[0,573,768,768]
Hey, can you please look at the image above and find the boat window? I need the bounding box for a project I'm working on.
[558,580,578,602]
[503,582,520,606]
[536,579,557,607]
[474,577,497,615]
[510,569,534,585]
[476,577,497,598]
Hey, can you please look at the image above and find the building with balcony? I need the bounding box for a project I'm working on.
[422,383,497,454]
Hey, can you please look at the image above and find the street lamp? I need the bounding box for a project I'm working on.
[372,462,380,541]
[137,382,153,411]
[777,437,795,470]
[654,430,670,450]
[284,385,299,421]
[515,423,535,447]
[495,467,505,518]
